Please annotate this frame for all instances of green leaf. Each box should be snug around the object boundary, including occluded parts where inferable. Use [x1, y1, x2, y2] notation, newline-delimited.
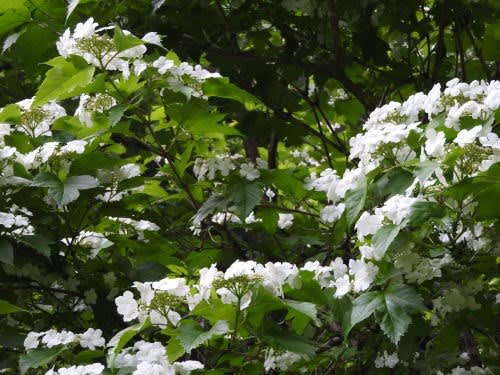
[31, 172, 61, 188]
[406, 201, 443, 227]
[21, 235, 53, 258]
[379, 303, 411, 345]
[348, 291, 383, 335]
[176, 320, 230, 353]
[0, 238, 13, 265]
[0, 299, 26, 314]
[261, 323, 315, 356]
[414, 160, 440, 182]
[32, 173, 99, 207]
[228, 180, 263, 220]
[283, 299, 319, 325]
[191, 300, 236, 326]
[19, 346, 67, 375]
[167, 337, 185, 362]
[344, 179, 367, 226]
[202, 78, 263, 109]
[113, 26, 144, 52]
[379, 283, 425, 344]
[192, 194, 228, 224]
[0, 5, 30, 38]
[174, 144, 194, 177]
[372, 224, 400, 260]
[384, 283, 425, 313]
[33, 56, 95, 106]
[108, 319, 150, 366]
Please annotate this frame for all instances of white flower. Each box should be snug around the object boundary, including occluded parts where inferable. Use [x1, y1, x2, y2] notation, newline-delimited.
[334, 275, 351, 297]
[330, 257, 347, 279]
[115, 291, 139, 322]
[24, 332, 43, 350]
[224, 260, 257, 279]
[376, 195, 419, 225]
[320, 203, 345, 223]
[265, 188, 275, 201]
[142, 32, 163, 47]
[359, 245, 376, 260]
[454, 125, 482, 147]
[152, 56, 175, 74]
[78, 328, 105, 350]
[349, 259, 378, 292]
[151, 278, 189, 297]
[239, 162, 260, 181]
[355, 212, 383, 239]
[264, 348, 302, 372]
[174, 360, 204, 375]
[277, 213, 294, 229]
[425, 128, 446, 157]
[41, 329, 77, 348]
[375, 351, 399, 369]
[59, 140, 87, 154]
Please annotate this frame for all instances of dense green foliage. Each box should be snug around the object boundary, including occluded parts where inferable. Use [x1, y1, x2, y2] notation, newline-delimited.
[0, 1, 499, 374]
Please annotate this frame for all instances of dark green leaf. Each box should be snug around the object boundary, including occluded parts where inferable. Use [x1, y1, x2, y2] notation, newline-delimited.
[372, 224, 400, 260]
[345, 179, 367, 226]
[0, 238, 13, 265]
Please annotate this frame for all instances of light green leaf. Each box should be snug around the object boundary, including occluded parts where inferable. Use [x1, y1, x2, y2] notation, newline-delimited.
[113, 26, 144, 52]
[33, 56, 95, 106]
[0, 299, 26, 314]
[167, 337, 185, 362]
[19, 346, 66, 375]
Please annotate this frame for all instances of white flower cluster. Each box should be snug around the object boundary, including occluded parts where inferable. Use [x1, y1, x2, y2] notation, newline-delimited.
[264, 348, 303, 372]
[11, 97, 66, 138]
[46, 363, 104, 375]
[193, 154, 237, 180]
[374, 351, 399, 368]
[193, 154, 267, 181]
[75, 93, 117, 127]
[57, 18, 147, 79]
[24, 328, 105, 350]
[152, 56, 221, 98]
[302, 257, 378, 297]
[61, 231, 113, 257]
[431, 280, 482, 326]
[108, 216, 160, 240]
[96, 163, 142, 202]
[0, 206, 34, 236]
[112, 340, 203, 375]
[1, 138, 88, 178]
[395, 251, 454, 284]
[290, 149, 321, 167]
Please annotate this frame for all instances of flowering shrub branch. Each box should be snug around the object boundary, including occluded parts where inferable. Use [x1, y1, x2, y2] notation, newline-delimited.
[0, 12, 498, 375]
